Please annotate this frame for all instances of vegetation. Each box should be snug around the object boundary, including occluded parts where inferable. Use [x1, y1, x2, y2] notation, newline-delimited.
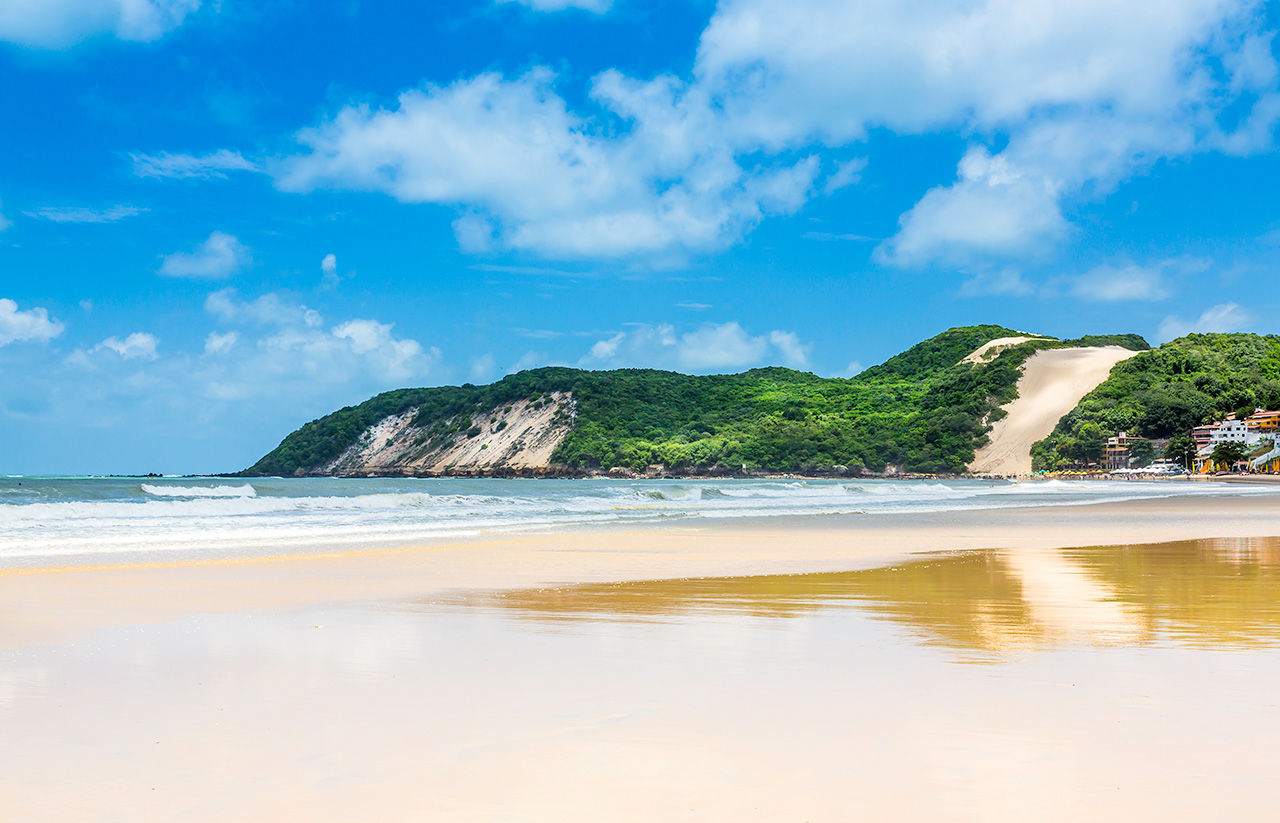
[1032, 333, 1280, 470]
[245, 325, 1150, 477]
[1127, 437, 1156, 467]
[1209, 441, 1250, 469]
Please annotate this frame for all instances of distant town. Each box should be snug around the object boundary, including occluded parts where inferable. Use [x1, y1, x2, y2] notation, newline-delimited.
[1076, 409, 1280, 476]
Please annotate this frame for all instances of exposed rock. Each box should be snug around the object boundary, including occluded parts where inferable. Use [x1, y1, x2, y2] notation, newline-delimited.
[317, 393, 576, 477]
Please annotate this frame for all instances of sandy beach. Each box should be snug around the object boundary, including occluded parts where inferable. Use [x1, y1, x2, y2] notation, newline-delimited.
[2, 493, 1279, 649]
[5, 492, 1280, 821]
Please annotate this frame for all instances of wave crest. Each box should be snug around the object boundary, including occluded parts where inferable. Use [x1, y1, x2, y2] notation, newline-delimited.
[141, 484, 257, 498]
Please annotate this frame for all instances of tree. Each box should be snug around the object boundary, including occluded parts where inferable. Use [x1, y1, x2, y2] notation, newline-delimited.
[1210, 441, 1249, 471]
[1127, 438, 1155, 467]
[1164, 436, 1197, 471]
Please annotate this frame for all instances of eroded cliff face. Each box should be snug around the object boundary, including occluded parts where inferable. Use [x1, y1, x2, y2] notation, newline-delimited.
[317, 393, 575, 476]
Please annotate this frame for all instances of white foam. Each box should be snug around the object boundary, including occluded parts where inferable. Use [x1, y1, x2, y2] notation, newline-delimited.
[1, 477, 1277, 564]
[141, 483, 258, 498]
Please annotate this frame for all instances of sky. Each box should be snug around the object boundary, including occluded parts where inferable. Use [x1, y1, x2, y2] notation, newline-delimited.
[2, 0, 1280, 474]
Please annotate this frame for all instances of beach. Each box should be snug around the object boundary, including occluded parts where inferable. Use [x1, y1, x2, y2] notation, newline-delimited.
[4, 482, 1280, 820]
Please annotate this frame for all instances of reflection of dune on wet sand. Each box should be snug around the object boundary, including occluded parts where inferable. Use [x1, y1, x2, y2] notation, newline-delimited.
[456, 537, 1280, 655]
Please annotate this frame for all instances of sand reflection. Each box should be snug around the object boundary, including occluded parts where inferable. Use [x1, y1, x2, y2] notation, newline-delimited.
[446, 536, 1280, 654]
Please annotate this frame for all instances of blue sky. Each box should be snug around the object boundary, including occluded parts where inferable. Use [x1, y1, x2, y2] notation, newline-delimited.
[2, 0, 1280, 474]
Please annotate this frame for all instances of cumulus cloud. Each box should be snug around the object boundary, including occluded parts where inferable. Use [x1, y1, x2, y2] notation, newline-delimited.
[580, 321, 811, 372]
[0, 298, 64, 346]
[320, 253, 340, 288]
[0, 0, 201, 48]
[131, 150, 258, 179]
[205, 289, 322, 327]
[95, 332, 159, 360]
[275, 69, 819, 259]
[1158, 303, 1253, 342]
[24, 205, 143, 223]
[197, 290, 441, 397]
[270, 0, 1280, 266]
[159, 231, 252, 279]
[203, 330, 238, 355]
[877, 147, 1068, 266]
[699, 0, 1280, 268]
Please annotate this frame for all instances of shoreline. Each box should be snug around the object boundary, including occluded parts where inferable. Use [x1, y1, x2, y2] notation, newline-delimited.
[4, 494, 1280, 650]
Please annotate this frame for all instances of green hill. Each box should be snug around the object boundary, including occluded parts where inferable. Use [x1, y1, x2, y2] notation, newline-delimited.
[243, 326, 1149, 477]
[1031, 333, 1280, 470]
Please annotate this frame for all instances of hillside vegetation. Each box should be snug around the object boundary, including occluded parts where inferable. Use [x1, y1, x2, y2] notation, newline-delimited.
[1031, 333, 1280, 470]
[245, 326, 1149, 477]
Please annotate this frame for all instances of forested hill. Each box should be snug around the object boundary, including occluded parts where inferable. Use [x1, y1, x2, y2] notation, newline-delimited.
[1032, 333, 1280, 470]
[242, 326, 1148, 477]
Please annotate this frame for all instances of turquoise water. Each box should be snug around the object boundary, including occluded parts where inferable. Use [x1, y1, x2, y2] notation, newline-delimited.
[2, 475, 1277, 566]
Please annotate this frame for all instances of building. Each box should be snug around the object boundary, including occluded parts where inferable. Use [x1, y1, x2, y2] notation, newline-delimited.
[1191, 422, 1220, 450]
[1104, 431, 1148, 470]
[1194, 415, 1271, 472]
[1245, 409, 1280, 433]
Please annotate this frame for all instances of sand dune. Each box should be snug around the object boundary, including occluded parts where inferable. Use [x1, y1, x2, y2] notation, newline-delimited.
[968, 346, 1139, 475]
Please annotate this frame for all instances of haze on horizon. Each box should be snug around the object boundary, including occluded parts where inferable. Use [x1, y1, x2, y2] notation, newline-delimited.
[2, 0, 1279, 474]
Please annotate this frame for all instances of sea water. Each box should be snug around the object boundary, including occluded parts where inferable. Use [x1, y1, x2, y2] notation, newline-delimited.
[3, 475, 1279, 566]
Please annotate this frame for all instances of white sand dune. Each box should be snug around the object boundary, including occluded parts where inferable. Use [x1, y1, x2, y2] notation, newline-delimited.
[968, 346, 1139, 475]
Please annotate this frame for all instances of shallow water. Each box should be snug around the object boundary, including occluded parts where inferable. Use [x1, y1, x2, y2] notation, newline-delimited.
[2, 475, 1276, 565]
[3, 537, 1279, 820]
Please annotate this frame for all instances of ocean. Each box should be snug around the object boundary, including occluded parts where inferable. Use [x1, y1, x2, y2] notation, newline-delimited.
[3, 475, 1278, 568]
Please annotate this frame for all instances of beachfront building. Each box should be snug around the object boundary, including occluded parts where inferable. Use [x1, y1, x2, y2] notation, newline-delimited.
[1191, 422, 1220, 450]
[1193, 413, 1273, 472]
[1104, 431, 1148, 470]
[1245, 409, 1280, 434]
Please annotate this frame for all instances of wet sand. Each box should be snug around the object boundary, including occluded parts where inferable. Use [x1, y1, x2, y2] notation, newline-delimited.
[3, 493, 1280, 648]
[4, 495, 1280, 820]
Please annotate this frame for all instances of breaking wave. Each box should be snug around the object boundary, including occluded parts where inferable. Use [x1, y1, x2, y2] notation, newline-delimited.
[142, 484, 258, 498]
[1, 475, 1277, 564]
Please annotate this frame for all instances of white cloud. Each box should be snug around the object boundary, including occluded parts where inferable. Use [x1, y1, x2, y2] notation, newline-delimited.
[275, 69, 818, 259]
[580, 321, 812, 372]
[1158, 303, 1253, 342]
[24, 205, 143, 223]
[131, 150, 258, 179]
[0, 198, 11, 232]
[877, 147, 1068, 266]
[260, 0, 1278, 266]
[833, 360, 863, 378]
[691, 0, 1279, 268]
[468, 353, 496, 383]
[320, 253, 340, 287]
[1069, 263, 1171, 302]
[159, 231, 252, 279]
[0, 298, 64, 346]
[203, 330, 238, 355]
[205, 289, 323, 328]
[767, 330, 812, 370]
[496, 0, 611, 12]
[95, 332, 159, 360]
[0, 0, 201, 48]
[198, 290, 440, 394]
[824, 157, 867, 194]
